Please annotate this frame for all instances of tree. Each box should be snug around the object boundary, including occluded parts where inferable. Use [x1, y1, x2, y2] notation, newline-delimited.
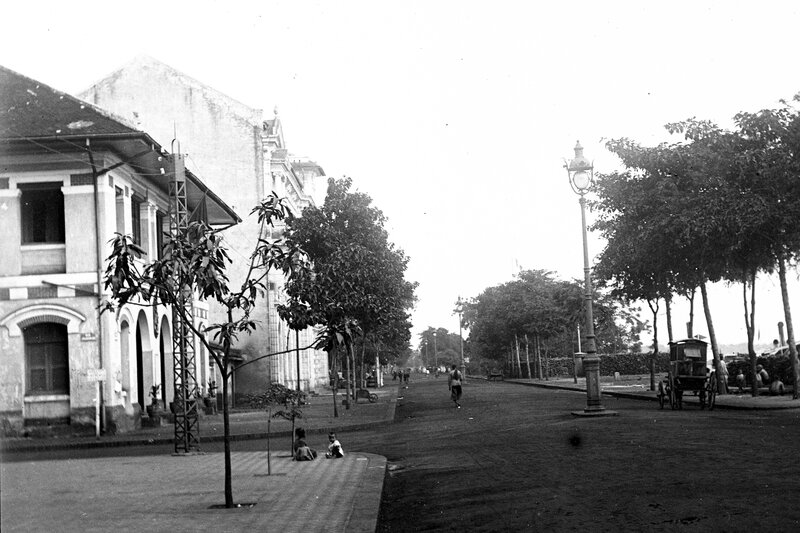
[598, 98, 800, 396]
[462, 270, 643, 377]
[733, 98, 800, 396]
[102, 192, 308, 508]
[280, 177, 416, 404]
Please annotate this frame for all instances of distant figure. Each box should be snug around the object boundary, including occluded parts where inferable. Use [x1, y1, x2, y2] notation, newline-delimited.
[403, 368, 411, 385]
[756, 365, 770, 388]
[735, 369, 746, 394]
[326, 432, 344, 458]
[717, 357, 729, 385]
[448, 364, 463, 408]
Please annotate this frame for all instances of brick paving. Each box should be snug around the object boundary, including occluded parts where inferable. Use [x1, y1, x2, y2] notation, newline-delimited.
[0, 450, 386, 532]
[0, 387, 399, 533]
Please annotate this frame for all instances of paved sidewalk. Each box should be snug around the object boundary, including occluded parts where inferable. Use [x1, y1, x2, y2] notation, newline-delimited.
[503, 376, 800, 409]
[1, 450, 387, 533]
[1, 385, 401, 533]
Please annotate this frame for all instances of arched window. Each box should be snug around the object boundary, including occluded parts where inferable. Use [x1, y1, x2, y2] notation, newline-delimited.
[24, 323, 69, 395]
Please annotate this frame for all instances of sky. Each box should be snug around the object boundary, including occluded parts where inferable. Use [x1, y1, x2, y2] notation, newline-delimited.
[2, 0, 799, 351]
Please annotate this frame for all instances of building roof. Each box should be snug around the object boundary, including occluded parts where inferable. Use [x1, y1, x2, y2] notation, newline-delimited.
[0, 66, 138, 139]
[0, 65, 240, 226]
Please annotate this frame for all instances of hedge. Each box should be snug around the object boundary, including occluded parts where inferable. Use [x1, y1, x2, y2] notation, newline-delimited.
[545, 352, 670, 378]
[545, 353, 795, 386]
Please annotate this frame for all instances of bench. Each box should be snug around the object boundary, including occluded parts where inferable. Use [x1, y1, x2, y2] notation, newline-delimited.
[488, 372, 504, 381]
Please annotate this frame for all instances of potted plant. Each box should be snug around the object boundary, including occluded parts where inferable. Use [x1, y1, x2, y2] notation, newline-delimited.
[204, 380, 217, 414]
[146, 384, 161, 418]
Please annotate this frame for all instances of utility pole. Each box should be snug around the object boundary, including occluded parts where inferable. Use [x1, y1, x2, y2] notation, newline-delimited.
[168, 140, 200, 453]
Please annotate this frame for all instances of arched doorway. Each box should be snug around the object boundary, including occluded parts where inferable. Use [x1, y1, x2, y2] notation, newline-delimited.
[135, 311, 152, 413]
[120, 321, 131, 409]
[159, 315, 171, 406]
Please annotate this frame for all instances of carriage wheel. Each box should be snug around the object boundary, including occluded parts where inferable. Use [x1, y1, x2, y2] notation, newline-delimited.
[369, 393, 378, 403]
[658, 382, 665, 409]
[699, 388, 707, 410]
[669, 385, 678, 410]
[707, 378, 718, 411]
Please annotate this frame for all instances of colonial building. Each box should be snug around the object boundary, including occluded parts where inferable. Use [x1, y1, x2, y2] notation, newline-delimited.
[0, 66, 239, 434]
[79, 56, 329, 398]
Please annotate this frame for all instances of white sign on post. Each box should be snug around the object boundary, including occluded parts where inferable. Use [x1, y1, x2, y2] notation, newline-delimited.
[86, 369, 105, 438]
[86, 368, 105, 381]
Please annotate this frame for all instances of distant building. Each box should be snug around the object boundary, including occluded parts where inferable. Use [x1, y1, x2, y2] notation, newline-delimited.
[80, 56, 330, 398]
[0, 66, 239, 433]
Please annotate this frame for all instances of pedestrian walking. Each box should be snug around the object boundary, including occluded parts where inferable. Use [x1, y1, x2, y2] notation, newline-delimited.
[448, 364, 463, 408]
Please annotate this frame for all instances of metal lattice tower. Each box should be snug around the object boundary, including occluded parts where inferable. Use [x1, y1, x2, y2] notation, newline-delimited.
[168, 147, 200, 453]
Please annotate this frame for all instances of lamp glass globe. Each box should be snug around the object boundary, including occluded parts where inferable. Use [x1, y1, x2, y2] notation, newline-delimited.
[573, 170, 590, 190]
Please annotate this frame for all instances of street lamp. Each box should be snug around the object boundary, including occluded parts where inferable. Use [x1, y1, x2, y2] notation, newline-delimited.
[433, 331, 438, 371]
[455, 297, 466, 382]
[565, 141, 616, 416]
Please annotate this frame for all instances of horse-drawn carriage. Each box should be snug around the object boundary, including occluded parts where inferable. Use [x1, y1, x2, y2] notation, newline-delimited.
[657, 338, 717, 410]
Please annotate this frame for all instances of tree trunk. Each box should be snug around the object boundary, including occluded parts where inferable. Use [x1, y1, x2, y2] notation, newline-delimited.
[742, 270, 757, 396]
[222, 365, 233, 507]
[778, 258, 799, 400]
[535, 333, 543, 379]
[647, 298, 659, 392]
[524, 334, 532, 380]
[290, 417, 296, 459]
[700, 281, 727, 394]
[350, 345, 357, 399]
[331, 348, 339, 418]
[514, 334, 522, 379]
[665, 293, 674, 343]
[295, 329, 301, 392]
[687, 287, 695, 338]
[344, 344, 352, 409]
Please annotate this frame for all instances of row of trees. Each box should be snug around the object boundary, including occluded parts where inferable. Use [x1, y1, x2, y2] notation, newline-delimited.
[418, 327, 463, 370]
[461, 269, 645, 377]
[592, 95, 800, 397]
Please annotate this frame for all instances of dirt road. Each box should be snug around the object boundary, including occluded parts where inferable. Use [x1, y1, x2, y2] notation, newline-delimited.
[357, 375, 800, 532]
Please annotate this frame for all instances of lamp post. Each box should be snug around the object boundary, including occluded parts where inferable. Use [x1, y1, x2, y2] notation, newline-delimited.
[565, 141, 616, 416]
[433, 331, 438, 371]
[455, 297, 466, 382]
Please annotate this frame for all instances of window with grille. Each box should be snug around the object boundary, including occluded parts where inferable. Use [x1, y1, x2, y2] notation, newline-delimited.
[24, 323, 69, 395]
[131, 196, 143, 245]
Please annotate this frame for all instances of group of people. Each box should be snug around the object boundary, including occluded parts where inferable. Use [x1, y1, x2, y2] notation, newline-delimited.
[294, 429, 345, 461]
[732, 364, 783, 395]
[391, 367, 411, 384]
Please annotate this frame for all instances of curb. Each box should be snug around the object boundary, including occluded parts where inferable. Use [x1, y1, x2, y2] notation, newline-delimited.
[345, 452, 387, 533]
[499, 378, 800, 410]
[1, 385, 403, 454]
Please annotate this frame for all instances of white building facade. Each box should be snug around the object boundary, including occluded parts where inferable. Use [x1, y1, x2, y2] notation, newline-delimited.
[80, 56, 330, 399]
[0, 65, 239, 433]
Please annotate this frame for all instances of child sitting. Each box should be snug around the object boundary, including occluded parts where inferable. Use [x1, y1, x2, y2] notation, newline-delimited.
[294, 427, 317, 461]
[325, 432, 344, 458]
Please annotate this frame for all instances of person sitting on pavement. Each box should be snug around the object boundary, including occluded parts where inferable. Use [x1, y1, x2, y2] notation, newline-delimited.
[325, 432, 344, 458]
[769, 378, 785, 396]
[756, 365, 770, 388]
[735, 369, 746, 394]
[294, 427, 317, 461]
